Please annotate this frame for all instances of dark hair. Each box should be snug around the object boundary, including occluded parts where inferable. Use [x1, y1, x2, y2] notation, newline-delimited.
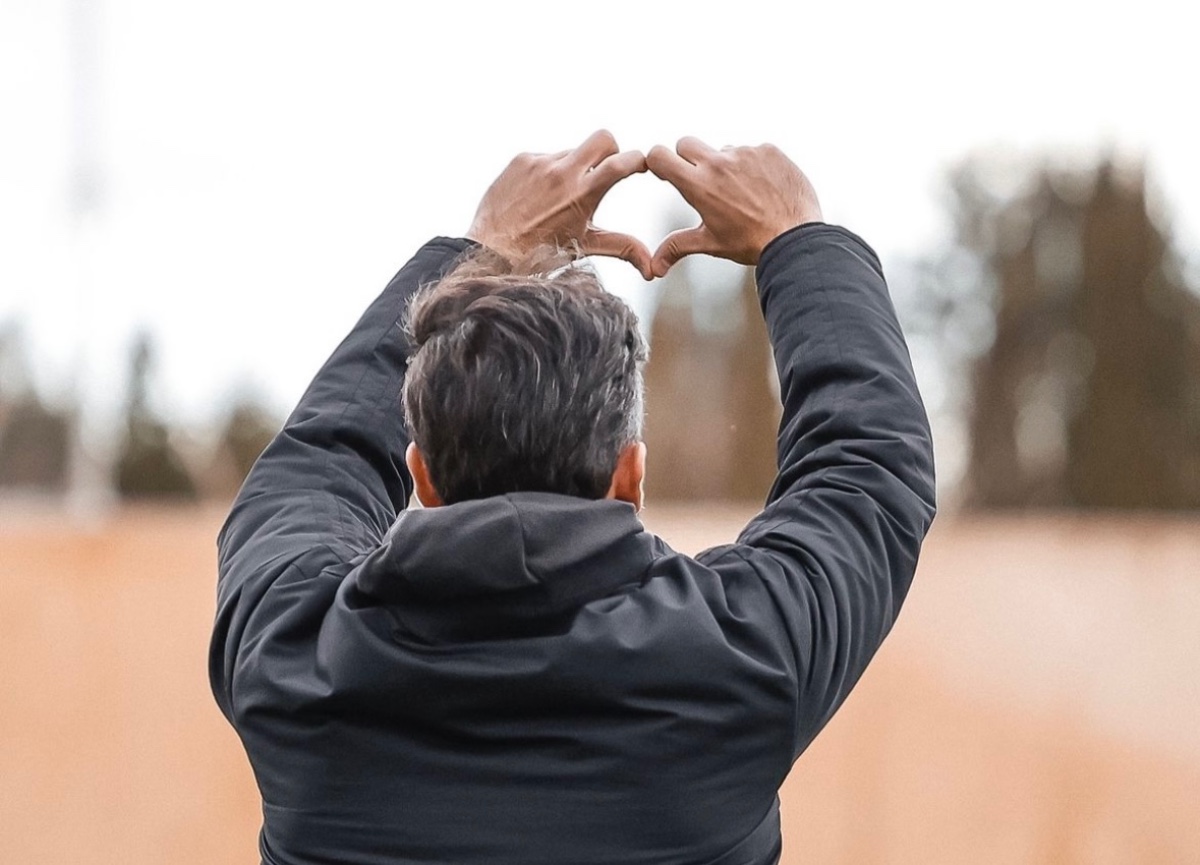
[403, 247, 647, 505]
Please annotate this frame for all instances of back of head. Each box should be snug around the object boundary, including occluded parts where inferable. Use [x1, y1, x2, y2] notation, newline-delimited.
[403, 248, 647, 505]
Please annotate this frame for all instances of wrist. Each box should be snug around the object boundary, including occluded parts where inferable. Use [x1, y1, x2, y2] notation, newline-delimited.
[754, 222, 833, 277]
[464, 228, 520, 262]
[752, 205, 824, 263]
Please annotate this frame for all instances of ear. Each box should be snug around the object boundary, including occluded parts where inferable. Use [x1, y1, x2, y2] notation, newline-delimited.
[606, 442, 646, 512]
[405, 442, 444, 508]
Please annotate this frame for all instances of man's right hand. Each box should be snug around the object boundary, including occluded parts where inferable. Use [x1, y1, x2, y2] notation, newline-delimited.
[646, 139, 823, 277]
[466, 130, 653, 280]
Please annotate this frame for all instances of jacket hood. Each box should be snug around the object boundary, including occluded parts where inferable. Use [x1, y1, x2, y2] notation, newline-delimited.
[353, 492, 659, 643]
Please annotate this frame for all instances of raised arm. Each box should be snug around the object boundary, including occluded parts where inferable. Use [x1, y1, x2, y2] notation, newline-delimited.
[210, 237, 472, 715]
[215, 237, 471, 571]
[648, 140, 936, 758]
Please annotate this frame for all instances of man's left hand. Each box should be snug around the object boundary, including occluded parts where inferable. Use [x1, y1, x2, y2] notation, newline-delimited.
[466, 130, 653, 280]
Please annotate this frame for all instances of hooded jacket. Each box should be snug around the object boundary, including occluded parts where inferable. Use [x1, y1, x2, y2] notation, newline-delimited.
[210, 224, 936, 865]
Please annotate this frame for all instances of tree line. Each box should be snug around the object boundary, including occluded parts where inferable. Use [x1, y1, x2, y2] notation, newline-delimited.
[3, 150, 1198, 509]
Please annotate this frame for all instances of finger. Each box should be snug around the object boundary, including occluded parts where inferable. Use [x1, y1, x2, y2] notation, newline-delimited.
[676, 136, 718, 165]
[586, 150, 647, 197]
[584, 227, 654, 281]
[569, 129, 620, 169]
[651, 225, 714, 277]
[646, 144, 698, 193]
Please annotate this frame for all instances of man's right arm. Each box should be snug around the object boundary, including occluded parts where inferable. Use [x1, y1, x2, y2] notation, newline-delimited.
[730, 221, 935, 758]
[647, 141, 936, 760]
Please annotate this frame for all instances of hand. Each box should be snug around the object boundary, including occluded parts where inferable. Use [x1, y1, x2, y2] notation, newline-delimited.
[646, 138, 822, 277]
[466, 130, 654, 280]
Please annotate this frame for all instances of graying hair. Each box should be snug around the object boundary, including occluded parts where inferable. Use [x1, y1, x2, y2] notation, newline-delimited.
[403, 246, 646, 504]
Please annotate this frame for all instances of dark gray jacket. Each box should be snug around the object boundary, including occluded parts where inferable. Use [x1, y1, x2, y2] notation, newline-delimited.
[210, 224, 936, 865]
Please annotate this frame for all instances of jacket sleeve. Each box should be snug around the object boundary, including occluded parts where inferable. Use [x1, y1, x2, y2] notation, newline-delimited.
[209, 236, 474, 720]
[703, 223, 936, 760]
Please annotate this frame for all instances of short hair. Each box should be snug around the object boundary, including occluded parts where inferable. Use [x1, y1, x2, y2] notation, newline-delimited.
[402, 247, 647, 505]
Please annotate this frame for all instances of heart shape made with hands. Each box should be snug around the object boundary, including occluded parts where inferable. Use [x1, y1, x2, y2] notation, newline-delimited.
[466, 131, 822, 282]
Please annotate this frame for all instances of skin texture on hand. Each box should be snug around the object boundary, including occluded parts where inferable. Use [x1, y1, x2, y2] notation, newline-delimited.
[646, 138, 823, 277]
[466, 130, 654, 280]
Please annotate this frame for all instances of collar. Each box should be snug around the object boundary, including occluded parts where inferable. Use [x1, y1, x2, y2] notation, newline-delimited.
[352, 492, 658, 643]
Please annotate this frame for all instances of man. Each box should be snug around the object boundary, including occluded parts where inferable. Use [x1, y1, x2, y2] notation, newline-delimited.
[210, 131, 936, 865]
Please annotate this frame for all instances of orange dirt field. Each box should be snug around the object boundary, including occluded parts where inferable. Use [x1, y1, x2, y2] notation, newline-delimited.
[1, 503, 1197, 864]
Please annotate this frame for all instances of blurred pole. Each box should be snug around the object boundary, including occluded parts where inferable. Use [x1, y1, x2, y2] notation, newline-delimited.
[66, 0, 115, 518]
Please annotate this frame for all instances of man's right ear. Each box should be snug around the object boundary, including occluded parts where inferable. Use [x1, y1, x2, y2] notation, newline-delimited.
[405, 442, 444, 508]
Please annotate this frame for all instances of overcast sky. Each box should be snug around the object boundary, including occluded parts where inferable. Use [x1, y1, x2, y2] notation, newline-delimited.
[2, 0, 1197, 436]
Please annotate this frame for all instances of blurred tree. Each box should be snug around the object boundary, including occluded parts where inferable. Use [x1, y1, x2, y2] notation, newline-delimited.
[202, 396, 281, 500]
[0, 401, 74, 492]
[112, 333, 197, 500]
[218, 401, 279, 483]
[0, 322, 73, 491]
[643, 258, 780, 503]
[913, 153, 1200, 509]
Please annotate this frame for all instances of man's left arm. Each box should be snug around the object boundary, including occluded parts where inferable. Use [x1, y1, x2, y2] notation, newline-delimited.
[209, 237, 472, 719]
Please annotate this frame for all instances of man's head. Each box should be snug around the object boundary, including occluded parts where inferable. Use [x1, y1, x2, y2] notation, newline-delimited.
[402, 248, 648, 509]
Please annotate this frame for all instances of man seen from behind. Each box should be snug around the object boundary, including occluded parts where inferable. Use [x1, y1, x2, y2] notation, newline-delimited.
[210, 131, 937, 865]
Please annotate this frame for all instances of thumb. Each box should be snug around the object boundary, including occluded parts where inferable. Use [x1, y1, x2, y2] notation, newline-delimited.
[651, 225, 714, 277]
[583, 227, 654, 281]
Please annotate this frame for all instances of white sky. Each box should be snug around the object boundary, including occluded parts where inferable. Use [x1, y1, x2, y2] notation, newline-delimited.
[2, 0, 1198, 434]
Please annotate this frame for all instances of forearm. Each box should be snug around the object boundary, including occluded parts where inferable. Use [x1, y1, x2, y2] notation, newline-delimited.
[756, 223, 935, 518]
[217, 236, 474, 582]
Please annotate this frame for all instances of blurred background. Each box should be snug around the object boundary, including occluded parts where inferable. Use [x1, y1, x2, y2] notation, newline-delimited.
[2, 1, 1197, 862]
